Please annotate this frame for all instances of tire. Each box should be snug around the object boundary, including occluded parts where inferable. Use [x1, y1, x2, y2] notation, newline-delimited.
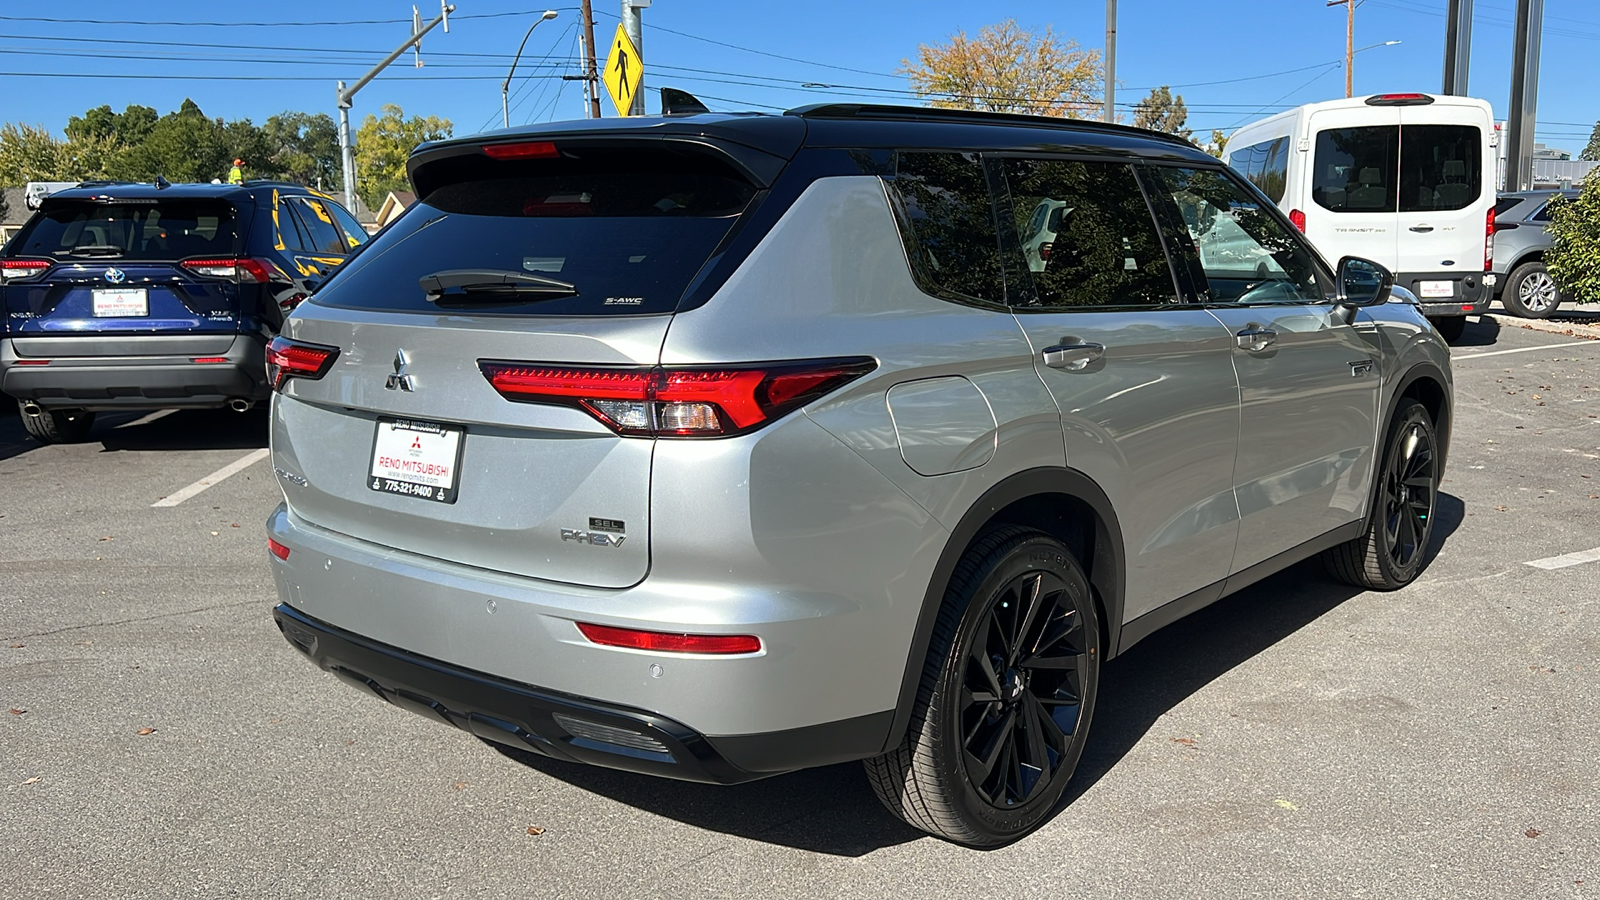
[1322, 401, 1439, 591]
[18, 402, 96, 444]
[1501, 261, 1565, 318]
[864, 527, 1101, 847]
[1429, 315, 1466, 343]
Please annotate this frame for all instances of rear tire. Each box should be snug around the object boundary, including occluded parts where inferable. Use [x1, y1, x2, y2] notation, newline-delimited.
[864, 527, 1100, 847]
[1502, 261, 1564, 318]
[1430, 316, 1466, 343]
[1322, 401, 1439, 591]
[18, 402, 96, 444]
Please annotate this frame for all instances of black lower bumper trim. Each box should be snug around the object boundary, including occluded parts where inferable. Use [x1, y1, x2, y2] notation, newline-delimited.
[272, 604, 889, 784]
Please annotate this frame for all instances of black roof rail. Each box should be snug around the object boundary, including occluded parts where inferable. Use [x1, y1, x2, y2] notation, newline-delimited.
[784, 103, 1199, 150]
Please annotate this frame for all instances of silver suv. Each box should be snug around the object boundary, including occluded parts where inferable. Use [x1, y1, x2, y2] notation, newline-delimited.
[1491, 190, 1579, 318]
[266, 103, 1453, 847]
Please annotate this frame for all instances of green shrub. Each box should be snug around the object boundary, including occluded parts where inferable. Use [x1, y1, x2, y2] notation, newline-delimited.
[1544, 175, 1600, 301]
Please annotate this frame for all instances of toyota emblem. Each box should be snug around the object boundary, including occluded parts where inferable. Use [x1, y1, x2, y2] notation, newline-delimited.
[104, 267, 127, 284]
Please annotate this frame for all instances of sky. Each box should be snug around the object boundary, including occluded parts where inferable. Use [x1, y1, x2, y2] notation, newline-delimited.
[3, 0, 1596, 157]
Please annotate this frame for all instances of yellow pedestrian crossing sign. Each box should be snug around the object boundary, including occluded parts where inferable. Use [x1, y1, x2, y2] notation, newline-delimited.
[602, 24, 642, 117]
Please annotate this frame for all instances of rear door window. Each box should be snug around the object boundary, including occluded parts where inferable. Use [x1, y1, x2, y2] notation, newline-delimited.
[311, 146, 757, 317]
[1400, 125, 1480, 212]
[288, 197, 348, 255]
[322, 201, 370, 251]
[13, 201, 239, 260]
[885, 151, 1005, 307]
[1312, 126, 1399, 213]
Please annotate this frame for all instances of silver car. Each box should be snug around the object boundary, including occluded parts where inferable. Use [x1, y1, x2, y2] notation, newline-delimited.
[266, 102, 1453, 847]
[1491, 190, 1579, 318]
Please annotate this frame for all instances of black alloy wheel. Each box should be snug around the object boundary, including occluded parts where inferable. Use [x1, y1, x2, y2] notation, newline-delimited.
[1324, 401, 1440, 590]
[864, 528, 1100, 847]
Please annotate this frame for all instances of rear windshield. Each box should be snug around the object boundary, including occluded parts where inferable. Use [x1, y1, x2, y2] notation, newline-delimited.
[1313, 124, 1482, 214]
[12, 201, 239, 260]
[311, 147, 757, 317]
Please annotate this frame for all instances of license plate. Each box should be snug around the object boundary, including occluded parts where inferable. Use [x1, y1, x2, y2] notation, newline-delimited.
[1417, 280, 1454, 299]
[368, 418, 464, 503]
[92, 288, 148, 317]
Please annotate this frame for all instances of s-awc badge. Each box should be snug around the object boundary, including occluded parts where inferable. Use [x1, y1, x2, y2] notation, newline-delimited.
[368, 417, 466, 503]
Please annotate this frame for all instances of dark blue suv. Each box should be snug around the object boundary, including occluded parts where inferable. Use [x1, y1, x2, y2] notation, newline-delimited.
[0, 181, 368, 442]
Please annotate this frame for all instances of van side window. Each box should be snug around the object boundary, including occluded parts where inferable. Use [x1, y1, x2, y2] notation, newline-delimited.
[999, 158, 1177, 308]
[1400, 125, 1480, 212]
[888, 151, 1005, 306]
[1231, 137, 1290, 204]
[1312, 126, 1399, 213]
[1148, 166, 1325, 305]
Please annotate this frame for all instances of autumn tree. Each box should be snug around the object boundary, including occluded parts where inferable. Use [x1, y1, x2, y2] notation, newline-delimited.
[1132, 86, 1191, 141]
[354, 104, 451, 210]
[902, 19, 1103, 118]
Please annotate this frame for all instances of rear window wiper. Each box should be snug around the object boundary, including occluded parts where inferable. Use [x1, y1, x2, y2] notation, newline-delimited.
[419, 268, 578, 301]
[67, 245, 126, 258]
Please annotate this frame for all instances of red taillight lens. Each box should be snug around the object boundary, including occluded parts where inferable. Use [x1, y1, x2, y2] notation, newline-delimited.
[482, 141, 560, 160]
[0, 258, 52, 282]
[191, 357, 229, 364]
[266, 336, 339, 391]
[1485, 207, 1495, 272]
[14, 359, 50, 366]
[1039, 242, 1054, 260]
[1289, 209, 1307, 233]
[267, 538, 291, 560]
[576, 622, 762, 655]
[479, 358, 876, 438]
[181, 258, 273, 283]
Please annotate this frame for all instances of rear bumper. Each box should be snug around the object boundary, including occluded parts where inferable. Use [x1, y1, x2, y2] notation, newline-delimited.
[1401, 270, 1490, 318]
[0, 334, 267, 409]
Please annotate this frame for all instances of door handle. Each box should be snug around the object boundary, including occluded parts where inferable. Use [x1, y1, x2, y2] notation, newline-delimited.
[1409, 224, 1435, 233]
[1235, 327, 1277, 352]
[1042, 342, 1105, 371]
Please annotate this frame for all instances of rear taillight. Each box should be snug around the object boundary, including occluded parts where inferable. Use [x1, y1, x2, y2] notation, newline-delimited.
[181, 258, 273, 283]
[266, 336, 339, 391]
[479, 358, 876, 438]
[1039, 242, 1054, 260]
[1485, 207, 1495, 272]
[576, 623, 762, 655]
[1289, 209, 1307, 233]
[1, 258, 52, 282]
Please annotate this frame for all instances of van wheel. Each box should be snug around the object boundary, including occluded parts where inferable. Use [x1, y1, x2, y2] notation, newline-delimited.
[1323, 401, 1438, 591]
[1429, 316, 1466, 342]
[1502, 262, 1564, 318]
[864, 527, 1100, 847]
[18, 402, 96, 444]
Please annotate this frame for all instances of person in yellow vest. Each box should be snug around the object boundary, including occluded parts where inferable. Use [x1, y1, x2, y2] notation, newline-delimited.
[227, 158, 245, 184]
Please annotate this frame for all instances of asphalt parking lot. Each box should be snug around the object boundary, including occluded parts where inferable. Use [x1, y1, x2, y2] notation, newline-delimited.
[3, 315, 1599, 899]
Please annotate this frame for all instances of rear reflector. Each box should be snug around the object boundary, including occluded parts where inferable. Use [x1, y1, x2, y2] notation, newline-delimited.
[1289, 209, 1307, 233]
[577, 622, 762, 655]
[1365, 93, 1435, 106]
[266, 336, 340, 391]
[181, 258, 273, 283]
[480, 357, 876, 438]
[268, 538, 291, 560]
[14, 359, 49, 366]
[191, 357, 229, 364]
[482, 141, 560, 160]
[0, 258, 51, 282]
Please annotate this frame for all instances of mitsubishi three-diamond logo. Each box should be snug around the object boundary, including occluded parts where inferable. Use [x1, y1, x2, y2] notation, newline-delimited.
[385, 349, 416, 392]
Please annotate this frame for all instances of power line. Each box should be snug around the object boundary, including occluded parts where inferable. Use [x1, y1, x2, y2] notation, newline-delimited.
[587, 7, 900, 80]
[0, 9, 581, 27]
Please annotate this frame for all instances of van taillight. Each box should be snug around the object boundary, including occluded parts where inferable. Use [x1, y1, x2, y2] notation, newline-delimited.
[181, 258, 273, 283]
[1289, 209, 1306, 233]
[479, 358, 877, 438]
[266, 336, 340, 391]
[0, 258, 52, 282]
[1485, 207, 1495, 272]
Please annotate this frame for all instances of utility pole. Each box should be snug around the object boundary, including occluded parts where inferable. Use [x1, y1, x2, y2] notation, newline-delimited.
[1328, 0, 1356, 98]
[1442, 0, 1474, 95]
[581, 0, 601, 118]
[1505, 0, 1544, 192]
[620, 0, 651, 116]
[1103, 0, 1116, 123]
[336, 1, 455, 213]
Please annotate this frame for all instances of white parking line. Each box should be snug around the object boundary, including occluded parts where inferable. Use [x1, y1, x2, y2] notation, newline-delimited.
[1525, 547, 1600, 571]
[151, 448, 270, 508]
[1452, 340, 1600, 361]
[116, 409, 176, 429]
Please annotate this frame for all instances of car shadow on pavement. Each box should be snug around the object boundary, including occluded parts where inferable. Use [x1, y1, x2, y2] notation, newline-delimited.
[485, 494, 1465, 856]
[96, 408, 268, 452]
[1451, 315, 1501, 347]
[1066, 490, 1467, 805]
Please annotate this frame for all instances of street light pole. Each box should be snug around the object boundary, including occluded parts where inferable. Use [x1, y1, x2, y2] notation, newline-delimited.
[503, 10, 559, 128]
[1103, 0, 1117, 123]
[336, 1, 455, 214]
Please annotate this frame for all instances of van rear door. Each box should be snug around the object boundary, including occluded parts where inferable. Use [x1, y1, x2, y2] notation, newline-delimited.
[1393, 100, 1493, 303]
[1303, 105, 1400, 270]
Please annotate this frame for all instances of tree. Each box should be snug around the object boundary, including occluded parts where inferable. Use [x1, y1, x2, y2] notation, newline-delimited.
[902, 19, 1103, 118]
[65, 104, 157, 148]
[115, 99, 231, 182]
[1582, 119, 1600, 162]
[0, 123, 72, 183]
[263, 112, 340, 190]
[1544, 175, 1600, 301]
[354, 104, 451, 210]
[1132, 86, 1191, 141]
[1208, 129, 1230, 159]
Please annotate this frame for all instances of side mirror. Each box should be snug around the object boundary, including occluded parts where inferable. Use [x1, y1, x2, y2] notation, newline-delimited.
[1336, 256, 1393, 307]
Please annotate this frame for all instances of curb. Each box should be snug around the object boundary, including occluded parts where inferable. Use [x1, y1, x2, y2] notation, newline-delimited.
[1482, 310, 1600, 342]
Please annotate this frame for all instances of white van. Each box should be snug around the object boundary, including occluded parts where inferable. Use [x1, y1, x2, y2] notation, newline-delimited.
[1226, 93, 1496, 341]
